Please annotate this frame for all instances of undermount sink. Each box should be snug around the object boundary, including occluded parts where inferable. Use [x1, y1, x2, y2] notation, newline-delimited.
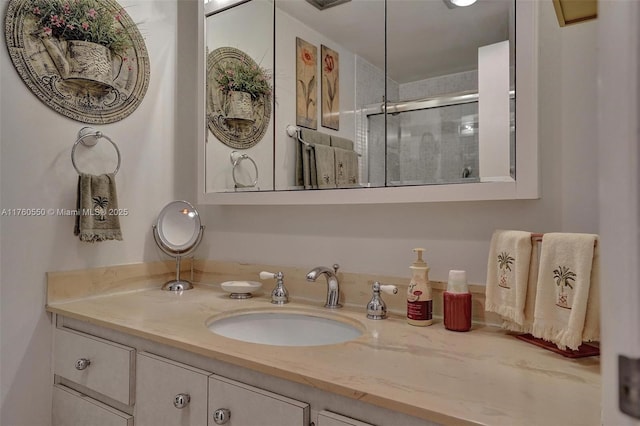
[207, 310, 364, 346]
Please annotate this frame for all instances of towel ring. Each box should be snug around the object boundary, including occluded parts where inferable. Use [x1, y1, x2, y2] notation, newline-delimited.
[71, 127, 121, 175]
[230, 151, 258, 189]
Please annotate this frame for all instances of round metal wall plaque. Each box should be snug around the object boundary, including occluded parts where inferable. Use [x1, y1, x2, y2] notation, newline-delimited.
[4, 0, 150, 124]
[207, 47, 272, 150]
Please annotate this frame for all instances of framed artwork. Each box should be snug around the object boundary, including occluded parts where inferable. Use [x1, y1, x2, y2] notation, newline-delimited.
[4, 0, 149, 124]
[321, 45, 339, 130]
[295, 37, 317, 129]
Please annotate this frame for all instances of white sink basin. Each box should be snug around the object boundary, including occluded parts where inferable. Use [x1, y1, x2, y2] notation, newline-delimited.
[207, 311, 363, 346]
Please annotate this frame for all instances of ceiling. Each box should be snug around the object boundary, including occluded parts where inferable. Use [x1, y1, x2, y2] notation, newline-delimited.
[276, 0, 512, 84]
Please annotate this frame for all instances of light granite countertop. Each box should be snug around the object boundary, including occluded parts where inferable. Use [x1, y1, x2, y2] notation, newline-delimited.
[46, 281, 601, 426]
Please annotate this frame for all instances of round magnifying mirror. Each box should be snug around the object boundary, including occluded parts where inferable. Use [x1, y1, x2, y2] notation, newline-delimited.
[153, 201, 204, 291]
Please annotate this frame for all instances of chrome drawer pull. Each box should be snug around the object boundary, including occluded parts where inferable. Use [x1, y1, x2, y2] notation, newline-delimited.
[75, 358, 91, 370]
[173, 393, 191, 409]
[213, 408, 231, 424]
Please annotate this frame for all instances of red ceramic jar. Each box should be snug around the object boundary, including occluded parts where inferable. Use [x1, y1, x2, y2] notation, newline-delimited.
[443, 291, 472, 332]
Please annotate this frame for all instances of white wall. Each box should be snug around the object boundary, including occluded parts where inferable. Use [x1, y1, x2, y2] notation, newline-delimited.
[0, 0, 600, 424]
[200, 1, 598, 285]
[0, 0, 197, 424]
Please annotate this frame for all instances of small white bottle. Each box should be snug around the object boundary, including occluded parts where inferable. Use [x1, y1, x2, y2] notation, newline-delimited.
[407, 248, 433, 326]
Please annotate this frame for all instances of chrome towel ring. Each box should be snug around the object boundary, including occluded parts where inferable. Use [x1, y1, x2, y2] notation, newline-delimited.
[71, 127, 121, 175]
[230, 151, 258, 189]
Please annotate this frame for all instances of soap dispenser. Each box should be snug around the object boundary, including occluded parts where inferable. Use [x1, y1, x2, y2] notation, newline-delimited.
[407, 248, 433, 326]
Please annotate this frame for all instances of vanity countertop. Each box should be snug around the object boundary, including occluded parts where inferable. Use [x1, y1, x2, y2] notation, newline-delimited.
[46, 281, 600, 426]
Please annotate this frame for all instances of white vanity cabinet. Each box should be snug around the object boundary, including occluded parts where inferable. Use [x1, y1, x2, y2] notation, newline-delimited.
[208, 374, 310, 426]
[135, 352, 210, 426]
[52, 327, 135, 426]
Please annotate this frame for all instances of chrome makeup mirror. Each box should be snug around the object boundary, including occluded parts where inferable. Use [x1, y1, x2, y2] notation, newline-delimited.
[152, 201, 205, 291]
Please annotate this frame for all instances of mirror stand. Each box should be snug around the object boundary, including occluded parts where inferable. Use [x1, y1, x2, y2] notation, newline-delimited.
[152, 200, 205, 292]
[153, 224, 205, 291]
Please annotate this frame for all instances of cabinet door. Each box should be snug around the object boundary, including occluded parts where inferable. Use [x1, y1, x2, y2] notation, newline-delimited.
[208, 374, 309, 426]
[317, 410, 375, 426]
[136, 352, 210, 426]
[52, 384, 133, 426]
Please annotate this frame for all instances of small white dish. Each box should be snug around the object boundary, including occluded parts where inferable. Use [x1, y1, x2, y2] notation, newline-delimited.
[220, 281, 262, 299]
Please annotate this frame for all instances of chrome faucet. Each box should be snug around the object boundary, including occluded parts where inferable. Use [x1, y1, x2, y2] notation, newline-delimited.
[306, 264, 341, 308]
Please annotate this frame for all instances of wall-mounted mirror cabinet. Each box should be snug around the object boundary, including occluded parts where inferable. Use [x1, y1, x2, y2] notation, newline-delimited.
[197, 0, 538, 204]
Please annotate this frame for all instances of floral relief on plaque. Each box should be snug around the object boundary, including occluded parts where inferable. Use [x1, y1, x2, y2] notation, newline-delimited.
[4, 0, 150, 124]
[207, 47, 272, 150]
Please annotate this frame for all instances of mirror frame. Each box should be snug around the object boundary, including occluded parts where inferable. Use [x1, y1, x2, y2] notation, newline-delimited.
[196, 0, 539, 205]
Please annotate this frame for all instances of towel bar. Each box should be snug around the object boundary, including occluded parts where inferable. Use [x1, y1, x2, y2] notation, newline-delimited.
[287, 124, 362, 157]
[531, 233, 598, 247]
[71, 127, 121, 175]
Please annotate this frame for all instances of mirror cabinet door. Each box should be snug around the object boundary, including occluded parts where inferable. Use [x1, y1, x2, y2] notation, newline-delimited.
[273, 0, 385, 191]
[204, 0, 275, 193]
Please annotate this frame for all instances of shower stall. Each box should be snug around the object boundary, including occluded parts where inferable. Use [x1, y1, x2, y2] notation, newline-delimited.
[365, 91, 515, 187]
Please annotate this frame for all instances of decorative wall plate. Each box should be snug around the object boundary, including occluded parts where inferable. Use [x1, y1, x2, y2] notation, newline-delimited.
[207, 47, 272, 150]
[4, 0, 150, 124]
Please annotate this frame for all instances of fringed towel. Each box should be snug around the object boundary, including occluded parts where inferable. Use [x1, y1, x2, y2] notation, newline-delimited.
[74, 173, 123, 242]
[485, 230, 533, 326]
[334, 147, 359, 188]
[501, 239, 539, 333]
[296, 129, 330, 188]
[313, 144, 336, 189]
[532, 233, 599, 350]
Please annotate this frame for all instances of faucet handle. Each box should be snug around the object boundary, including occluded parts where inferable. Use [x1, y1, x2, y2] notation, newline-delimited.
[378, 282, 398, 295]
[259, 271, 288, 305]
[332, 264, 340, 274]
[260, 271, 277, 280]
[367, 281, 398, 320]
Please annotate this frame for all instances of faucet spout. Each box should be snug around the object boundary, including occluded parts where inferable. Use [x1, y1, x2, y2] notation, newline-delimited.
[306, 264, 341, 309]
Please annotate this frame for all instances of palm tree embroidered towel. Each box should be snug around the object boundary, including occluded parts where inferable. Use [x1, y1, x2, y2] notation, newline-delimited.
[313, 143, 336, 189]
[334, 147, 359, 188]
[502, 238, 540, 334]
[485, 230, 533, 326]
[531, 233, 599, 350]
[74, 173, 123, 242]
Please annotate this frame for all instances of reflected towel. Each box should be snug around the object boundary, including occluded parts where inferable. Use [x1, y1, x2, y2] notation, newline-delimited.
[74, 173, 123, 242]
[330, 135, 354, 151]
[313, 144, 336, 189]
[334, 147, 359, 188]
[485, 230, 533, 326]
[297, 129, 330, 188]
[532, 233, 599, 350]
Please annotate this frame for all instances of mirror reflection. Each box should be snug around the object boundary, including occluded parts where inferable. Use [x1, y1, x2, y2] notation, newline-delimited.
[204, 0, 515, 193]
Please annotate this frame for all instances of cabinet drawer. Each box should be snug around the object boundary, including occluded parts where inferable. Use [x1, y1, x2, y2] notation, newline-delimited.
[317, 410, 375, 426]
[54, 327, 135, 405]
[136, 352, 210, 426]
[208, 374, 309, 426]
[52, 384, 133, 426]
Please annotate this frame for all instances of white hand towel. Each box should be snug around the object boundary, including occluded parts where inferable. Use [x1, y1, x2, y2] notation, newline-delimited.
[532, 233, 599, 350]
[502, 239, 539, 333]
[485, 230, 533, 326]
